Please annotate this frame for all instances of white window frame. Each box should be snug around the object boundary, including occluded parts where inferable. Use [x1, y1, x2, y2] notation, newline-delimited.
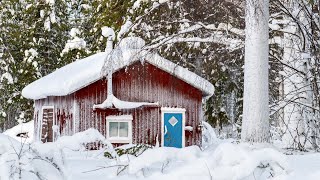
[106, 115, 133, 144]
[39, 106, 55, 142]
[161, 107, 186, 148]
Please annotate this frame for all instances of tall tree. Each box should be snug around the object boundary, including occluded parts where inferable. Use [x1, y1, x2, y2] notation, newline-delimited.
[241, 0, 270, 142]
[0, 0, 70, 130]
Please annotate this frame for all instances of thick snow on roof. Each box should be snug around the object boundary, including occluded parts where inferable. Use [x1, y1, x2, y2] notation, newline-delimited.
[22, 37, 214, 100]
[22, 52, 107, 99]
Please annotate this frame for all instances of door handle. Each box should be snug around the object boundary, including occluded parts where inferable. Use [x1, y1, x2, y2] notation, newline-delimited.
[164, 125, 168, 135]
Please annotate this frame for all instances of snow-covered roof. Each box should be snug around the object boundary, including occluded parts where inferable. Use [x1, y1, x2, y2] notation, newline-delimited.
[22, 38, 214, 100]
[22, 52, 107, 99]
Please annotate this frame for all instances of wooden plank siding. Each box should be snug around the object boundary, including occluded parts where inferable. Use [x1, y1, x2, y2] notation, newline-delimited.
[34, 62, 203, 146]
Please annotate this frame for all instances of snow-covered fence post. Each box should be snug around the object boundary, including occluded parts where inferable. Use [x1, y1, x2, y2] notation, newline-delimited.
[241, 0, 270, 142]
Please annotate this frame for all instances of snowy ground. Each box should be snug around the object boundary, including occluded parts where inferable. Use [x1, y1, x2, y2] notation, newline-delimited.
[0, 123, 319, 180]
[287, 153, 320, 180]
[63, 150, 320, 180]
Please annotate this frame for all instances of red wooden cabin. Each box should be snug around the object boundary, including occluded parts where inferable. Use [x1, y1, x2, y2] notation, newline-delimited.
[22, 38, 214, 148]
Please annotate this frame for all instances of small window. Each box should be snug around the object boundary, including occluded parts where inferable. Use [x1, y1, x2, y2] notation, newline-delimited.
[109, 122, 129, 138]
[106, 115, 132, 144]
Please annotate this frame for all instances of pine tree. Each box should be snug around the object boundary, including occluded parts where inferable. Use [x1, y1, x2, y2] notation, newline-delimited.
[0, 0, 70, 130]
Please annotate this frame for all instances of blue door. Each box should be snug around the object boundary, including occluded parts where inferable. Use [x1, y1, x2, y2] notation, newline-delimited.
[163, 113, 183, 148]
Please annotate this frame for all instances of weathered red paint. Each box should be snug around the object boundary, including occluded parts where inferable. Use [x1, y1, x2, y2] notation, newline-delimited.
[34, 62, 203, 147]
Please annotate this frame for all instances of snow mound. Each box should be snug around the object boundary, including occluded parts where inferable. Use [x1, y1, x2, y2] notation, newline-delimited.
[3, 120, 34, 143]
[0, 134, 67, 180]
[202, 121, 218, 148]
[0, 134, 21, 155]
[128, 146, 202, 174]
[208, 143, 289, 179]
[0, 128, 115, 180]
[0, 130, 291, 180]
[123, 142, 288, 179]
[54, 128, 113, 151]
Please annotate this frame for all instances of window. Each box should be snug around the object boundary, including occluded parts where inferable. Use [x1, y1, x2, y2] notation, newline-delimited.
[106, 115, 132, 143]
[109, 122, 128, 137]
[40, 106, 55, 143]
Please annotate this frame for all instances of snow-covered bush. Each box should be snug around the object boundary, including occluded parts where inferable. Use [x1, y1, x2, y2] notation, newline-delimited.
[120, 142, 288, 179]
[0, 128, 116, 180]
[0, 134, 66, 180]
[202, 121, 218, 149]
[54, 128, 113, 151]
[104, 144, 152, 159]
[206, 142, 289, 179]
[0, 134, 21, 155]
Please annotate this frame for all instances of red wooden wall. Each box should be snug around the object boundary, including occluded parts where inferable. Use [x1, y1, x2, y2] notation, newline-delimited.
[34, 62, 203, 146]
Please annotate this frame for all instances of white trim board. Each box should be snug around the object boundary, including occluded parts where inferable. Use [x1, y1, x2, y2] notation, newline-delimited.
[161, 107, 186, 148]
[161, 107, 186, 112]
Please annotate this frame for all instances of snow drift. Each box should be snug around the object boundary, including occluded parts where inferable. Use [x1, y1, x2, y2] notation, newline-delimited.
[3, 120, 34, 143]
[0, 125, 289, 180]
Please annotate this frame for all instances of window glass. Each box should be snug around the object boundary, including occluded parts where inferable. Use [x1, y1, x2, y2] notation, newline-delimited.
[109, 122, 118, 137]
[119, 122, 128, 137]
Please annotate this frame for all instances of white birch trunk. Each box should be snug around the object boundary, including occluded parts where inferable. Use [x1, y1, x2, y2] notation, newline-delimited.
[281, 0, 313, 149]
[241, 0, 270, 142]
[281, 27, 306, 148]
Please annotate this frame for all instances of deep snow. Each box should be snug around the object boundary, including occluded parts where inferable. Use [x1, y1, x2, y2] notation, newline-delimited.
[3, 120, 34, 143]
[0, 123, 319, 180]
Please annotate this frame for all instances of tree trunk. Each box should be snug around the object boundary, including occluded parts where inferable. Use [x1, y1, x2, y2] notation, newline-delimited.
[241, 0, 270, 142]
[281, 0, 314, 150]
